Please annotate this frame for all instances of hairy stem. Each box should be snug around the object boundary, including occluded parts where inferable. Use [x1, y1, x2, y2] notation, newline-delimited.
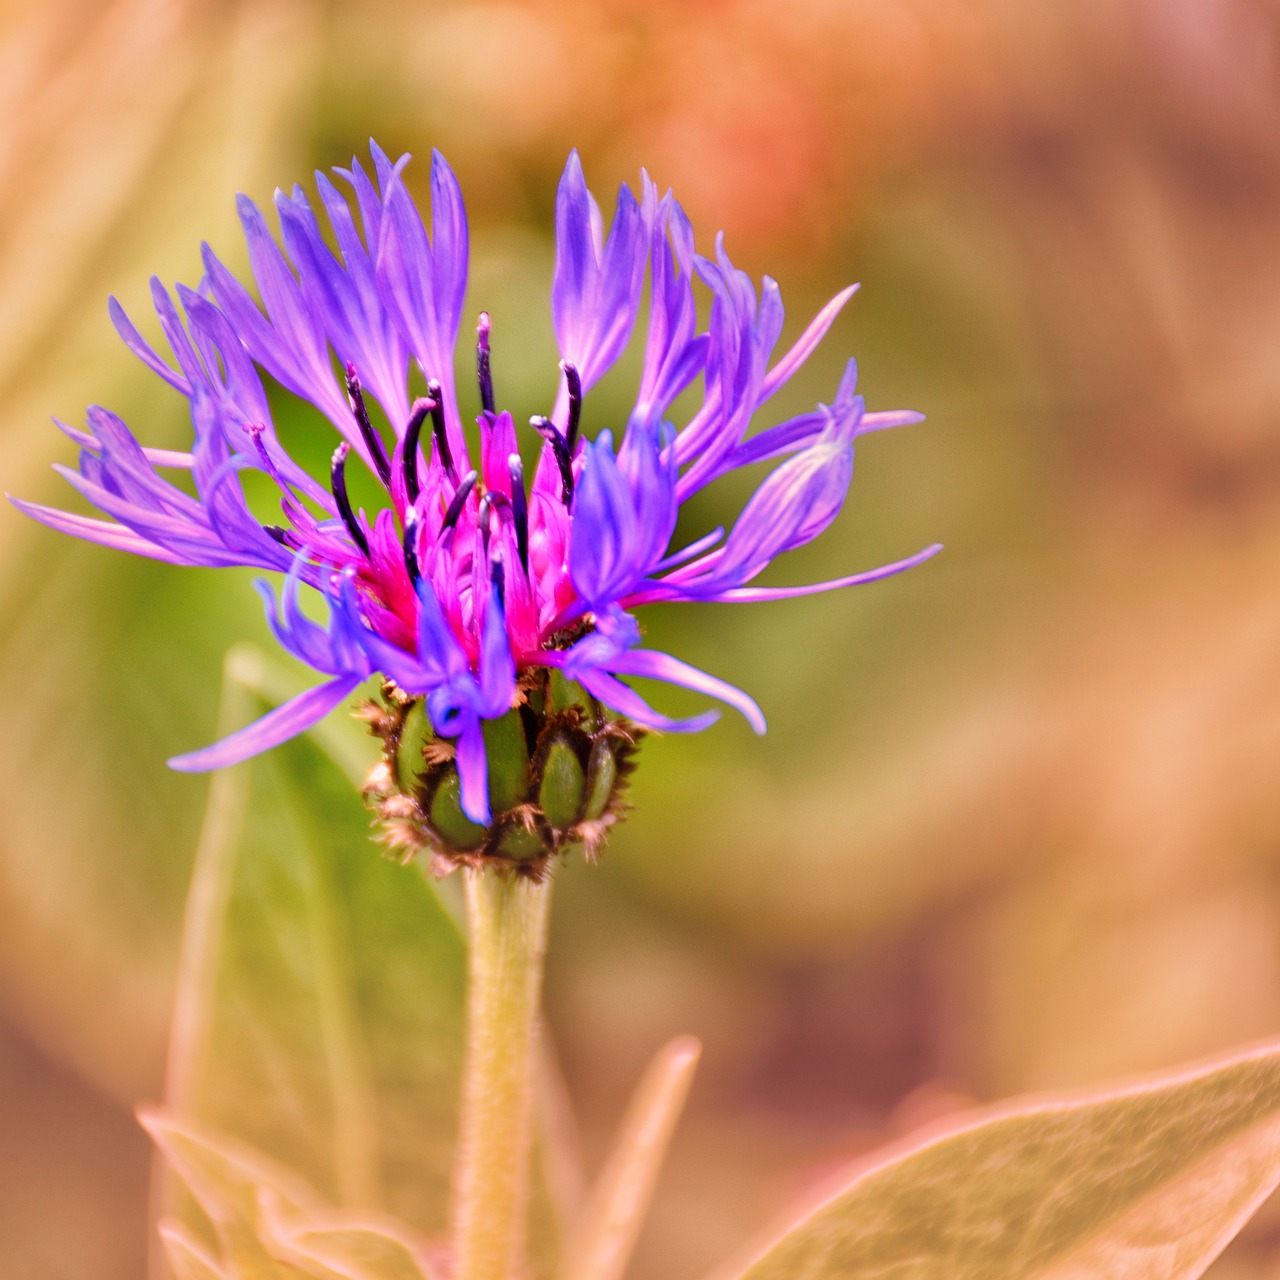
[451, 869, 554, 1280]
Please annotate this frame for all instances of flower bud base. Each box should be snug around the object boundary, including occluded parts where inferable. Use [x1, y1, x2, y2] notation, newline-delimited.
[360, 674, 642, 879]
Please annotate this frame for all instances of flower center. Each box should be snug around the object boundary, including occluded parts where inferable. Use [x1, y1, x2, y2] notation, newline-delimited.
[277, 318, 586, 666]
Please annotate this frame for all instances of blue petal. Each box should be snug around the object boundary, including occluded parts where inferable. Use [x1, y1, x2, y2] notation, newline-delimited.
[430, 149, 469, 350]
[6, 496, 185, 563]
[236, 195, 323, 364]
[569, 432, 636, 606]
[478, 586, 516, 717]
[574, 665, 720, 734]
[552, 150, 595, 355]
[255, 565, 347, 675]
[708, 544, 944, 602]
[709, 424, 855, 587]
[758, 284, 859, 405]
[168, 674, 365, 771]
[415, 576, 470, 684]
[374, 151, 469, 459]
[606, 648, 766, 734]
[108, 297, 189, 393]
[552, 153, 650, 390]
[455, 715, 491, 824]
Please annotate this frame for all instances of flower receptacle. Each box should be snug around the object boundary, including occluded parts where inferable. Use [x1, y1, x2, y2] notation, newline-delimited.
[362, 673, 641, 878]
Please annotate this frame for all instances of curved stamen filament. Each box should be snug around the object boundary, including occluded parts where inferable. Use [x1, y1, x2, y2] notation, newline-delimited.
[403, 397, 435, 504]
[477, 489, 515, 563]
[507, 453, 529, 573]
[477, 313, 495, 415]
[425, 378, 458, 484]
[330, 442, 371, 557]
[490, 546, 506, 609]
[344, 364, 392, 488]
[264, 523, 302, 550]
[531, 416, 574, 505]
[403, 503, 423, 587]
[441, 469, 480, 534]
[560, 360, 582, 454]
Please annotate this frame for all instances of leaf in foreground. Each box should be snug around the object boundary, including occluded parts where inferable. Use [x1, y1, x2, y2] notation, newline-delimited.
[161, 649, 467, 1238]
[145, 1112, 443, 1280]
[717, 1039, 1280, 1280]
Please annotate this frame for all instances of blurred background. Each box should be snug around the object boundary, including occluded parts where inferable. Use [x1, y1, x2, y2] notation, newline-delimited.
[4, 0, 1280, 1275]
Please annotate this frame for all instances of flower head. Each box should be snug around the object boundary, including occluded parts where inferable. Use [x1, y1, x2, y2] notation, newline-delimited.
[13, 142, 938, 862]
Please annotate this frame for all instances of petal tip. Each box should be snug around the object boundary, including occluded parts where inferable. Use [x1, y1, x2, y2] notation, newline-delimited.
[166, 750, 210, 773]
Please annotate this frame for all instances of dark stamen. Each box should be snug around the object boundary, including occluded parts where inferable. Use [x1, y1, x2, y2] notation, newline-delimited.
[402, 397, 434, 504]
[330, 442, 370, 557]
[477, 313, 495, 415]
[477, 490, 512, 561]
[508, 453, 529, 573]
[441, 469, 479, 533]
[264, 524, 301, 550]
[345, 364, 392, 488]
[403, 505, 422, 587]
[425, 378, 458, 483]
[477, 490, 497, 545]
[531, 416, 575, 505]
[560, 360, 582, 454]
[490, 548, 506, 611]
[422, 378, 458, 483]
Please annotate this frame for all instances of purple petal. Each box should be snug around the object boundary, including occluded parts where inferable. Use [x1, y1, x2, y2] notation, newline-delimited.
[606, 649, 766, 734]
[569, 432, 637, 605]
[430, 149, 469, 348]
[720, 410, 826, 473]
[7, 496, 186, 562]
[617, 419, 677, 572]
[255, 570, 345, 674]
[108, 297, 189, 393]
[338, 156, 384, 250]
[710, 543, 944, 601]
[148, 278, 206, 391]
[756, 284, 858, 404]
[478, 587, 516, 716]
[654, 526, 723, 572]
[575, 665, 720, 734]
[582, 182, 644, 383]
[177, 285, 272, 425]
[375, 155, 468, 460]
[552, 151, 595, 352]
[168, 673, 365, 771]
[859, 409, 927, 434]
[415, 577, 470, 684]
[455, 715, 490, 824]
[712, 390, 862, 571]
[236, 194, 318, 352]
[53, 464, 230, 561]
[59, 416, 195, 470]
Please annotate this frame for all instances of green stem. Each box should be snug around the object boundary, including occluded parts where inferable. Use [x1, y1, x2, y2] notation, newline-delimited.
[451, 868, 554, 1280]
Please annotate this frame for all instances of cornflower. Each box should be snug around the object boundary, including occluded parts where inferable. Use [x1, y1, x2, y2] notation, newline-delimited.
[13, 143, 938, 868]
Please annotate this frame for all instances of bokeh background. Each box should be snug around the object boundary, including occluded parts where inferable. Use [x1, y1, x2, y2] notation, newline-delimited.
[4, 0, 1280, 1275]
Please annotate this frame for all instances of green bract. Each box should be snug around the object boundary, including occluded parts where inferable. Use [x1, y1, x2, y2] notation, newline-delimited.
[362, 672, 641, 877]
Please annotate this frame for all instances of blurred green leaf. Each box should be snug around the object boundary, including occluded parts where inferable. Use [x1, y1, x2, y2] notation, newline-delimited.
[566, 1037, 700, 1280]
[717, 1040, 1280, 1280]
[160, 647, 467, 1238]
